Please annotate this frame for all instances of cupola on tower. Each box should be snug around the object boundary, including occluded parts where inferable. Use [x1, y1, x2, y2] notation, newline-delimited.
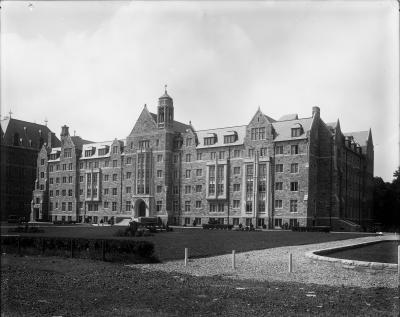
[157, 85, 174, 129]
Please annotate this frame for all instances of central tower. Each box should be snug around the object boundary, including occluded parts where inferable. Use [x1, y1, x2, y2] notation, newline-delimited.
[157, 85, 174, 129]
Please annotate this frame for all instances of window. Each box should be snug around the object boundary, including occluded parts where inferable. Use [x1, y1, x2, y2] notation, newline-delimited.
[68, 163, 73, 170]
[40, 184, 44, 190]
[62, 177, 67, 183]
[62, 164, 66, 171]
[139, 140, 150, 149]
[56, 164, 60, 171]
[89, 162, 93, 169]
[290, 182, 298, 191]
[196, 169, 202, 176]
[290, 200, 298, 212]
[104, 160, 109, 167]
[185, 170, 191, 178]
[173, 154, 179, 163]
[173, 186, 179, 194]
[113, 160, 118, 167]
[275, 182, 283, 190]
[40, 159, 45, 165]
[197, 153, 202, 160]
[50, 178, 53, 184]
[94, 161, 99, 168]
[233, 166, 240, 175]
[68, 202, 72, 211]
[224, 135, 236, 144]
[40, 172, 44, 178]
[154, 185, 161, 193]
[112, 202, 117, 211]
[112, 174, 117, 181]
[195, 185, 202, 192]
[248, 149, 254, 157]
[49, 202, 53, 211]
[208, 184, 215, 195]
[275, 164, 283, 173]
[85, 150, 92, 157]
[62, 202, 66, 211]
[157, 154, 163, 162]
[157, 170, 162, 178]
[49, 190, 53, 197]
[195, 217, 202, 225]
[126, 186, 131, 194]
[219, 151, 225, 159]
[174, 170, 178, 179]
[259, 127, 266, 140]
[126, 172, 132, 179]
[258, 181, 266, 192]
[260, 148, 268, 157]
[104, 174, 109, 181]
[184, 217, 191, 225]
[69, 176, 73, 183]
[204, 137, 216, 146]
[78, 162, 83, 169]
[233, 183, 240, 191]
[233, 200, 240, 208]
[186, 138, 192, 146]
[49, 165, 54, 172]
[104, 188, 109, 195]
[291, 145, 299, 155]
[246, 201, 252, 212]
[290, 163, 299, 173]
[98, 148, 107, 156]
[233, 149, 241, 158]
[218, 203, 224, 212]
[185, 201, 191, 212]
[259, 201, 265, 212]
[185, 154, 191, 162]
[274, 218, 282, 227]
[210, 152, 216, 160]
[251, 128, 257, 140]
[79, 188, 83, 195]
[56, 190, 59, 196]
[195, 201, 201, 208]
[275, 200, 283, 209]
[156, 201, 162, 212]
[104, 201, 109, 208]
[275, 145, 284, 155]
[113, 146, 118, 154]
[112, 188, 117, 195]
[125, 201, 131, 211]
[173, 201, 178, 211]
[155, 139, 159, 146]
[68, 189, 73, 196]
[209, 204, 217, 212]
[291, 128, 301, 137]
[79, 176, 83, 182]
[185, 185, 191, 194]
[126, 157, 132, 164]
[217, 184, 224, 195]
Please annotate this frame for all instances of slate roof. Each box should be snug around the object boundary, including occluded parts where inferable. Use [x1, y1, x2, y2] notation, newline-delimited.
[272, 117, 314, 142]
[0, 117, 60, 149]
[71, 136, 93, 149]
[278, 114, 298, 121]
[149, 112, 191, 133]
[196, 125, 247, 149]
[344, 131, 369, 147]
[80, 141, 114, 160]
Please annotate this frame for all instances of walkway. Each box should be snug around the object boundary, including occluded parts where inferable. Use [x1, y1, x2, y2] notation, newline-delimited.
[132, 235, 398, 288]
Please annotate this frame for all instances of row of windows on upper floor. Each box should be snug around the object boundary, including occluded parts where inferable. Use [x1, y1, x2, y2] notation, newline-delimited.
[42, 144, 303, 169]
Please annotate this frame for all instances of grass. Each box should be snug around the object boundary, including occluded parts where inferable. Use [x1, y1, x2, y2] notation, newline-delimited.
[324, 240, 400, 264]
[1, 254, 398, 316]
[1, 224, 374, 262]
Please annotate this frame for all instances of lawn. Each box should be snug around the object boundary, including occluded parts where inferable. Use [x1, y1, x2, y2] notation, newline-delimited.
[1, 224, 373, 262]
[324, 240, 400, 264]
[1, 255, 398, 316]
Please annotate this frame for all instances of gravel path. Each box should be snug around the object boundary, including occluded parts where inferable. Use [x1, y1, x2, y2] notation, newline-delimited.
[131, 235, 398, 289]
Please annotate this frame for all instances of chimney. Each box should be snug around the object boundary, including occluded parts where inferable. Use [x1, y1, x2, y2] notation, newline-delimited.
[60, 125, 69, 137]
[47, 132, 55, 148]
[312, 106, 320, 117]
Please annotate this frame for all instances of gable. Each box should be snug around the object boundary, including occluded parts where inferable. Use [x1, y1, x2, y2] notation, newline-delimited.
[129, 106, 158, 136]
[248, 109, 275, 126]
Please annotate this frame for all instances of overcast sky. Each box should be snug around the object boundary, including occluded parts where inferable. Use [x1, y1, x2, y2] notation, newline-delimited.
[1, 0, 398, 181]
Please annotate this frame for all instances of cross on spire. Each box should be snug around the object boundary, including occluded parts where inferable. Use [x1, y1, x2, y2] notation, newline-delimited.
[8, 109, 12, 118]
[164, 84, 167, 93]
[44, 117, 48, 126]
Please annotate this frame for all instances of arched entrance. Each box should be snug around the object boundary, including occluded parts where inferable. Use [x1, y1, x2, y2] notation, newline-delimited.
[138, 201, 146, 217]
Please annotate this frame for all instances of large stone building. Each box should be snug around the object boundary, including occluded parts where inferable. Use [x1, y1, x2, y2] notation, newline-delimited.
[31, 90, 374, 230]
[1, 116, 60, 220]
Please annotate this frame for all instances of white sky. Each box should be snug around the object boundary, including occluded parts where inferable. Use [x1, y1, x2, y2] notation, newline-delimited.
[1, 0, 398, 181]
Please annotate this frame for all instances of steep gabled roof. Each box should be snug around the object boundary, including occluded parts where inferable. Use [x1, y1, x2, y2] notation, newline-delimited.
[344, 131, 369, 147]
[0, 117, 60, 148]
[71, 136, 93, 149]
[196, 125, 247, 149]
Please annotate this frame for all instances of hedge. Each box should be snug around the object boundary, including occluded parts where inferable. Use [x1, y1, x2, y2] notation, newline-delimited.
[291, 226, 331, 233]
[0, 236, 158, 263]
[202, 224, 233, 230]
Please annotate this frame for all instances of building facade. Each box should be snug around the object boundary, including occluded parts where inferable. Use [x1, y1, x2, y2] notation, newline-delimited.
[1, 116, 60, 220]
[31, 90, 374, 230]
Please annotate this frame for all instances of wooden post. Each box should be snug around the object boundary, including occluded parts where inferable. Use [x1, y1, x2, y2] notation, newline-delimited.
[102, 240, 106, 261]
[288, 253, 293, 273]
[232, 250, 236, 269]
[184, 248, 188, 266]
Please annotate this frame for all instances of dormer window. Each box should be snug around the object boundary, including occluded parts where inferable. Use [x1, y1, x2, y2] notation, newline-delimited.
[85, 149, 93, 157]
[98, 148, 107, 156]
[112, 146, 118, 154]
[204, 136, 216, 146]
[64, 148, 72, 158]
[139, 140, 150, 149]
[291, 123, 303, 137]
[224, 131, 237, 144]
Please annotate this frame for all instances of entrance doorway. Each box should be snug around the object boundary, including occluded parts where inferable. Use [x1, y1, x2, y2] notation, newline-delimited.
[138, 201, 146, 217]
[34, 208, 39, 220]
